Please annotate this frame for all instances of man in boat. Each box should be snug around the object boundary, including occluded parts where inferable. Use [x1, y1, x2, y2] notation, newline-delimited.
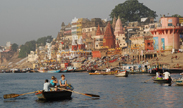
[163, 71, 171, 80]
[50, 76, 58, 91]
[59, 74, 67, 88]
[43, 79, 50, 92]
[156, 70, 163, 79]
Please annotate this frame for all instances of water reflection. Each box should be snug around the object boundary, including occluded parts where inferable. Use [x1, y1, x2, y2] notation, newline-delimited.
[35, 97, 72, 103]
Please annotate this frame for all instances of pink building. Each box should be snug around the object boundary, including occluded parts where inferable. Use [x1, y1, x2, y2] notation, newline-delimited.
[150, 17, 183, 51]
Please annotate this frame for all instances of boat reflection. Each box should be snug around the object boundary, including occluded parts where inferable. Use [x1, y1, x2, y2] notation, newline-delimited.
[35, 97, 72, 103]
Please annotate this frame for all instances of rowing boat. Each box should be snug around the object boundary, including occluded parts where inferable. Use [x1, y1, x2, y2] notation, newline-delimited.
[114, 70, 128, 77]
[35, 90, 72, 100]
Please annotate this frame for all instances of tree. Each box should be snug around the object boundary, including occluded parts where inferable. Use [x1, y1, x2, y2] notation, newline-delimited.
[37, 35, 53, 47]
[18, 36, 53, 58]
[110, 0, 158, 22]
[18, 40, 36, 58]
[172, 14, 182, 18]
[11, 43, 18, 52]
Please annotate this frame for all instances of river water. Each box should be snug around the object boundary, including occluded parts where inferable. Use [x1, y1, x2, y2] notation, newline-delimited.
[0, 72, 183, 108]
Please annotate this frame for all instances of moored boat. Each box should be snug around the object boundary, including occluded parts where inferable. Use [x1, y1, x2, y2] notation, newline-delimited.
[176, 80, 183, 86]
[60, 69, 67, 72]
[115, 70, 128, 77]
[47, 70, 60, 73]
[89, 72, 102, 75]
[175, 73, 183, 86]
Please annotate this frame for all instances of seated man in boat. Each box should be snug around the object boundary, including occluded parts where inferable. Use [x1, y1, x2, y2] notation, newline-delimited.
[156, 71, 163, 79]
[163, 71, 171, 80]
[43, 79, 50, 92]
[59, 74, 67, 89]
[50, 76, 58, 91]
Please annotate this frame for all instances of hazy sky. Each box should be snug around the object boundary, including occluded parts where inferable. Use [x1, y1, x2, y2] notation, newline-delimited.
[0, 0, 182, 46]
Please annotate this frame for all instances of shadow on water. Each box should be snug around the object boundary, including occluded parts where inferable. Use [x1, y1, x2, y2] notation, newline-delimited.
[35, 97, 73, 103]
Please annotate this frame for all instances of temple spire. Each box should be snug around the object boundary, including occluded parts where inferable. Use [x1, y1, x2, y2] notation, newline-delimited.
[114, 16, 124, 36]
[96, 24, 102, 35]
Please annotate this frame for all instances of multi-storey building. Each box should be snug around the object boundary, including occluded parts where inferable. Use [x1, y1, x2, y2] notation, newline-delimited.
[150, 16, 183, 51]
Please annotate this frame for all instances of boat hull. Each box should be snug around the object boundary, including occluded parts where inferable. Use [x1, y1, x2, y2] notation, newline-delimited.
[153, 79, 171, 83]
[60, 70, 67, 72]
[35, 90, 72, 100]
[47, 70, 60, 73]
[115, 71, 128, 77]
[176, 80, 183, 86]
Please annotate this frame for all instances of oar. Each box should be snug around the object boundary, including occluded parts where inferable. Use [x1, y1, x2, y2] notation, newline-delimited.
[143, 77, 154, 83]
[3, 91, 37, 99]
[58, 88, 100, 98]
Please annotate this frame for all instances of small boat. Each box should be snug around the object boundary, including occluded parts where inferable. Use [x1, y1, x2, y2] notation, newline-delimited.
[89, 72, 102, 75]
[115, 70, 128, 77]
[74, 69, 86, 72]
[176, 80, 183, 86]
[35, 90, 72, 100]
[35, 84, 74, 100]
[175, 73, 183, 86]
[67, 66, 76, 72]
[153, 79, 171, 83]
[47, 70, 60, 73]
[60, 69, 67, 72]
[101, 71, 118, 75]
[38, 67, 48, 73]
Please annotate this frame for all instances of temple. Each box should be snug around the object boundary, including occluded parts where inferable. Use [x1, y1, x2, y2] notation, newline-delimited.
[103, 22, 115, 49]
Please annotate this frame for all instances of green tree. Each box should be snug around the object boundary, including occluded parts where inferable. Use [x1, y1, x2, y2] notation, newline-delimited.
[18, 40, 36, 58]
[18, 36, 53, 58]
[11, 43, 18, 52]
[110, 0, 157, 22]
[37, 35, 53, 47]
[172, 14, 182, 18]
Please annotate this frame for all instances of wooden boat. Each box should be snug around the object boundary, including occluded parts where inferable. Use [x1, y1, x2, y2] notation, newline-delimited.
[74, 69, 86, 72]
[153, 78, 171, 83]
[35, 84, 74, 100]
[176, 80, 183, 86]
[89, 72, 102, 75]
[115, 70, 128, 77]
[35, 90, 72, 100]
[38, 69, 47, 73]
[67, 66, 76, 72]
[101, 71, 118, 75]
[60, 69, 67, 72]
[47, 70, 60, 73]
[175, 73, 183, 86]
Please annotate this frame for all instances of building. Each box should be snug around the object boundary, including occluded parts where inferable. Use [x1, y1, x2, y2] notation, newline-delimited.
[114, 16, 127, 48]
[150, 16, 183, 51]
[92, 24, 104, 49]
[28, 51, 38, 62]
[103, 22, 115, 49]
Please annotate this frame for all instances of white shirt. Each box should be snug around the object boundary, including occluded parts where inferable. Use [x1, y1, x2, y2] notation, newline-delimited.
[43, 82, 50, 91]
[156, 72, 159, 78]
[163, 72, 170, 79]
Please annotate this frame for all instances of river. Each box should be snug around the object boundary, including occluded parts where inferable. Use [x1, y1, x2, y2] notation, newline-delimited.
[0, 72, 183, 108]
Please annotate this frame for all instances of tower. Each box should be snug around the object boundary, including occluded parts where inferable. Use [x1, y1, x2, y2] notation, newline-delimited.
[103, 22, 115, 48]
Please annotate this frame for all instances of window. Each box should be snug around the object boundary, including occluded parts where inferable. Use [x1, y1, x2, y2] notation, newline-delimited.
[168, 23, 172, 26]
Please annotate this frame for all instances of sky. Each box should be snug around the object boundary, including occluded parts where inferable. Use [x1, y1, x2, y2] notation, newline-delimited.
[0, 0, 183, 46]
